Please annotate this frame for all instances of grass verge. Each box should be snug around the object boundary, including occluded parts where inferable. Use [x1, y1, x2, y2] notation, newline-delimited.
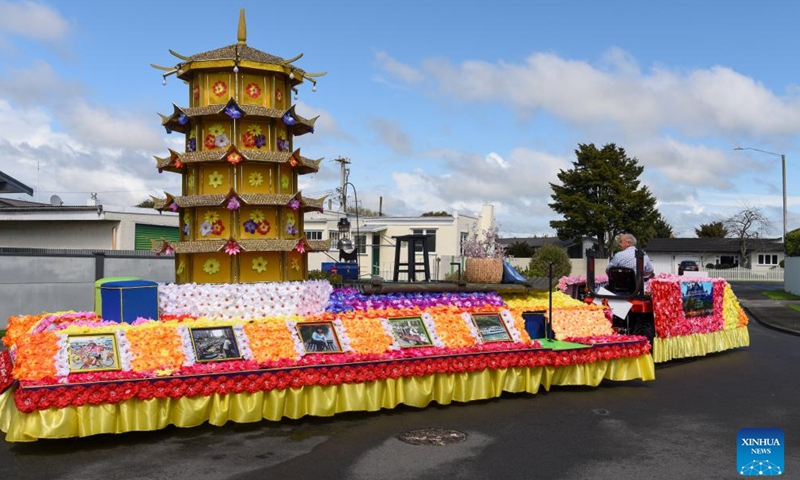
[762, 290, 800, 301]
[789, 305, 800, 314]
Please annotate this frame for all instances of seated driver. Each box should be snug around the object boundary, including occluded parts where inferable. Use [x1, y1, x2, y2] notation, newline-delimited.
[606, 233, 654, 278]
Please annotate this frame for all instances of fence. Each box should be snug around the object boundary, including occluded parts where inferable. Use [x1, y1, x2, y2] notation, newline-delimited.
[0, 248, 175, 329]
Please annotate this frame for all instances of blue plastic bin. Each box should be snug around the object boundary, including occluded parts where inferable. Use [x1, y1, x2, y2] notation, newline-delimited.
[522, 311, 553, 339]
[100, 280, 159, 323]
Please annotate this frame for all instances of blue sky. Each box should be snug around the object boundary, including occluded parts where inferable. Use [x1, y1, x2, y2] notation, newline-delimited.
[0, 0, 798, 238]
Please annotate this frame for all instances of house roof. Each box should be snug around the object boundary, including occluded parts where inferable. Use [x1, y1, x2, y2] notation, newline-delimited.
[0, 171, 33, 196]
[0, 198, 48, 207]
[645, 237, 784, 254]
[498, 236, 576, 248]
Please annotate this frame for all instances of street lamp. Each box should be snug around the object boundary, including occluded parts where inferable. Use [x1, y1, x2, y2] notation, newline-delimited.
[734, 146, 787, 242]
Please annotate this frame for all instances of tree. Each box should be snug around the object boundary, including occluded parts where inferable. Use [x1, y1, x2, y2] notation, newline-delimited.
[505, 241, 535, 258]
[695, 221, 728, 238]
[345, 205, 383, 217]
[421, 211, 450, 217]
[785, 228, 800, 257]
[528, 244, 571, 280]
[136, 198, 155, 208]
[723, 204, 772, 268]
[549, 143, 658, 257]
[643, 212, 673, 244]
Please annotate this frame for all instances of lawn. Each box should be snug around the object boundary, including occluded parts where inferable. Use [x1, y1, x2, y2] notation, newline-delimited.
[762, 290, 800, 301]
[790, 305, 800, 314]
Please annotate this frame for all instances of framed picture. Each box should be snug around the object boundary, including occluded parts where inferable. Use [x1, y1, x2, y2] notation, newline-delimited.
[470, 313, 512, 342]
[189, 326, 241, 362]
[67, 334, 121, 373]
[296, 322, 342, 353]
[388, 317, 434, 348]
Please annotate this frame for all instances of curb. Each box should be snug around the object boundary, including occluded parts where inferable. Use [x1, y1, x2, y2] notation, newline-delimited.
[741, 305, 800, 337]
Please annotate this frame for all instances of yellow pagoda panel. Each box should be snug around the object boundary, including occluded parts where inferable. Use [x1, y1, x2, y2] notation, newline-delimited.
[185, 167, 199, 195]
[282, 209, 300, 239]
[239, 252, 282, 283]
[240, 121, 271, 150]
[198, 165, 231, 195]
[276, 125, 289, 153]
[278, 164, 295, 194]
[191, 79, 201, 108]
[239, 206, 278, 239]
[240, 164, 276, 194]
[205, 72, 235, 106]
[193, 252, 233, 284]
[274, 77, 286, 111]
[180, 212, 192, 241]
[239, 74, 268, 107]
[286, 250, 306, 282]
[196, 207, 231, 239]
[201, 121, 232, 151]
[175, 254, 191, 283]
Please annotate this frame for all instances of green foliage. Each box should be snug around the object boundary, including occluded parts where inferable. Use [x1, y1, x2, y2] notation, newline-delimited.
[549, 143, 658, 256]
[136, 198, 155, 208]
[345, 205, 383, 217]
[762, 290, 800, 301]
[785, 228, 800, 257]
[528, 244, 571, 279]
[421, 211, 450, 217]
[307, 269, 343, 285]
[505, 241, 535, 258]
[641, 212, 673, 246]
[695, 221, 728, 238]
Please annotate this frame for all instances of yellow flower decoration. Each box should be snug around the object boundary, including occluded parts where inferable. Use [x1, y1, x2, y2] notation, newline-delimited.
[203, 210, 220, 223]
[248, 172, 264, 187]
[291, 258, 301, 271]
[281, 174, 290, 190]
[187, 172, 195, 190]
[208, 171, 224, 189]
[203, 258, 221, 275]
[208, 123, 225, 136]
[176, 261, 185, 275]
[250, 209, 265, 223]
[246, 124, 263, 136]
[252, 256, 268, 273]
[183, 213, 191, 224]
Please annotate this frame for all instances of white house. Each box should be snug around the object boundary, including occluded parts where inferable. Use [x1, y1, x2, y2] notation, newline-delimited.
[644, 237, 785, 274]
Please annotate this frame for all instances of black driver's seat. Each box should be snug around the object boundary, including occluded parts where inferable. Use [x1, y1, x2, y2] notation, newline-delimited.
[606, 267, 637, 295]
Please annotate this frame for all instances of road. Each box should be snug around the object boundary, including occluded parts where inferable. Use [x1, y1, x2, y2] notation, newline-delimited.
[1, 318, 797, 480]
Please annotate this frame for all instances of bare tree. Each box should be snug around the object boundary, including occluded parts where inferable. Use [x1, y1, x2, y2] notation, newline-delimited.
[723, 204, 772, 267]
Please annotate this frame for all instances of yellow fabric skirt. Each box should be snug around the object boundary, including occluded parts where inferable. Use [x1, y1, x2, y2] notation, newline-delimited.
[653, 326, 749, 363]
[0, 354, 655, 442]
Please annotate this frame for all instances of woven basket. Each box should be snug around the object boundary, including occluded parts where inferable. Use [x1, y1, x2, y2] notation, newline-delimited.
[465, 258, 503, 284]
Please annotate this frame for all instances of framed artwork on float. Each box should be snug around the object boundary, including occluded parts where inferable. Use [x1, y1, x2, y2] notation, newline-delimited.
[67, 334, 120, 373]
[470, 313, 512, 342]
[189, 326, 242, 362]
[388, 317, 434, 348]
[297, 322, 343, 353]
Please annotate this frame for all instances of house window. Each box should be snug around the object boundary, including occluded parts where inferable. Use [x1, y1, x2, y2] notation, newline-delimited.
[355, 234, 367, 254]
[412, 229, 436, 253]
[757, 254, 779, 265]
[306, 230, 323, 241]
[460, 231, 469, 256]
[328, 231, 340, 250]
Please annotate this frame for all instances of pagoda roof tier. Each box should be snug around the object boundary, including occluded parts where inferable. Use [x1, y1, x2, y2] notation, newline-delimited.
[160, 101, 317, 136]
[154, 238, 330, 254]
[153, 191, 325, 212]
[155, 148, 322, 175]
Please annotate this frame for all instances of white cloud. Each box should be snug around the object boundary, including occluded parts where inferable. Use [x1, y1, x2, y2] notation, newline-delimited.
[374, 51, 425, 84]
[0, 1, 70, 42]
[369, 118, 412, 154]
[61, 101, 164, 151]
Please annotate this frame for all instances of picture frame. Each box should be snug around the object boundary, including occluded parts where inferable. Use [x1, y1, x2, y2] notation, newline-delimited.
[470, 312, 512, 342]
[189, 326, 242, 362]
[388, 317, 434, 348]
[67, 334, 121, 373]
[296, 322, 343, 353]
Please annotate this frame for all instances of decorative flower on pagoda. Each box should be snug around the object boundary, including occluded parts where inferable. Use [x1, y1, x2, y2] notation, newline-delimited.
[226, 196, 241, 210]
[293, 239, 307, 254]
[193, 85, 200, 101]
[176, 261, 185, 275]
[204, 211, 220, 223]
[164, 244, 175, 255]
[177, 112, 189, 125]
[277, 137, 289, 151]
[215, 134, 230, 149]
[291, 257, 301, 271]
[203, 258, 221, 275]
[285, 213, 298, 236]
[243, 219, 258, 234]
[226, 152, 242, 165]
[199, 221, 213, 236]
[212, 80, 228, 98]
[224, 105, 243, 119]
[256, 221, 271, 235]
[275, 89, 282, 103]
[246, 83, 261, 99]
[223, 239, 240, 256]
[248, 172, 263, 187]
[168, 202, 179, 212]
[204, 134, 217, 149]
[187, 131, 197, 152]
[211, 221, 225, 236]
[281, 174, 290, 190]
[208, 171, 224, 189]
[252, 256, 268, 273]
[287, 198, 300, 210]
[282, 112, 296, 126]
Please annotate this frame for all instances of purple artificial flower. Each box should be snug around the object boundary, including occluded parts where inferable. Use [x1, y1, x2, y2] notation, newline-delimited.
[225, 105, 243, 119]
[226, 197, 241, 210]
[282, 112, 296, 126]
[243, 219, 258, 234]
[288, 198, 300, 210]
[187, 138, 196, 152]
[255, 135, 266, 148]
[168, 202, 179, 212]
[177, 112, 189, 125]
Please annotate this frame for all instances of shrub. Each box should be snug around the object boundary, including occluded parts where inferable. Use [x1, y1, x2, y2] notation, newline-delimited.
[706, 263, 715, 269]
[308, 269, 343, 286]
[786, 228, 800, 257]
[528, 244, 571, 279]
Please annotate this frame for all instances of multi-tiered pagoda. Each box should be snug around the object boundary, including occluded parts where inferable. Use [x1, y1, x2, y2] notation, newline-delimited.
[151, 10, 328, 284]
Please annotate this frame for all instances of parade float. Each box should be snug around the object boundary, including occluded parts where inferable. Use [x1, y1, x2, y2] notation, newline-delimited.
[0, 10, 749, 443]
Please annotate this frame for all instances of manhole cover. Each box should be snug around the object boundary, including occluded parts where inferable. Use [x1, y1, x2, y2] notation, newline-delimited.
[398, 428, 467, 446]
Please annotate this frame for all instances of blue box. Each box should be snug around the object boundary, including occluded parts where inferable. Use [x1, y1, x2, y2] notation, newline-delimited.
[100, 280, 159, 323]
[321, 262, 359, 280]
[523, 311, 554, 340]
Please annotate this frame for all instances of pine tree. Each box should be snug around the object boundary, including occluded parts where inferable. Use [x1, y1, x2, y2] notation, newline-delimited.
[549, 143, 658, 256]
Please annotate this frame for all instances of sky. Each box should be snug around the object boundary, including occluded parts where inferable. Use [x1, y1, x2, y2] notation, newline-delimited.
[0, 0, 798, 239]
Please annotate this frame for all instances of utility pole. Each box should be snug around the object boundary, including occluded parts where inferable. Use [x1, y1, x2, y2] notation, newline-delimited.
[334, 157, 350, 212]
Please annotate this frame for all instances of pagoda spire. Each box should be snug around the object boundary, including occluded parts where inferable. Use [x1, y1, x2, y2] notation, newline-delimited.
[237, 9, 247, 44]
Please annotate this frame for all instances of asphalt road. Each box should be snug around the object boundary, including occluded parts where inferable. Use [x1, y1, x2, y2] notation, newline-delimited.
[1, 318, 797, 480]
